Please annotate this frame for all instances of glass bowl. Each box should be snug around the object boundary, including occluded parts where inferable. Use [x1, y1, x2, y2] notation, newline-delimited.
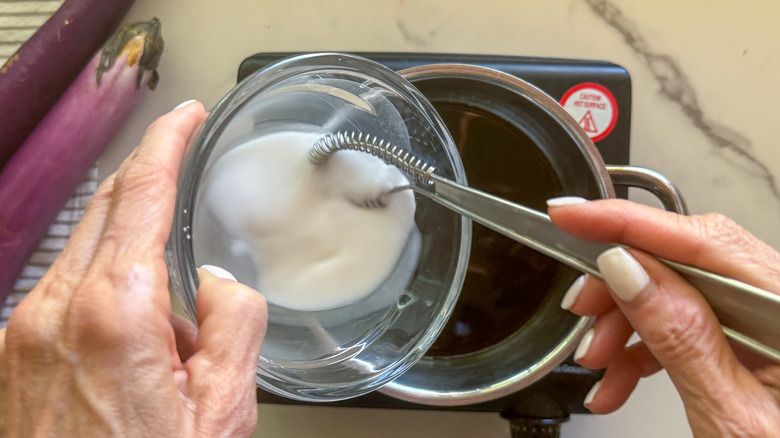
[166, 53, 471, 402]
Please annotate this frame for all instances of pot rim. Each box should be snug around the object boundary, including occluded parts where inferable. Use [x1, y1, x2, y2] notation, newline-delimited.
[380, 63, 614, 406]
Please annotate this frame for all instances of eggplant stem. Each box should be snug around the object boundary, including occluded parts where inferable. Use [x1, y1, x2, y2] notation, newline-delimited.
[96, 18, 164, 90]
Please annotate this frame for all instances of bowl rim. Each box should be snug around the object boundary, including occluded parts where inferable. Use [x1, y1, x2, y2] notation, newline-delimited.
[166, 52, 473, 402]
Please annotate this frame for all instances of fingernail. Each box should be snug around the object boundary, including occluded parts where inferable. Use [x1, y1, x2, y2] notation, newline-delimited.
[575, 328, 595, 361]
[173, 99, 198, 111]
[596, 247, 650, 302]
[199, 264, 236, 281]
[561, 274, 586, 310]
[546, 196, 588, 207]
[584, 379, 602, 407]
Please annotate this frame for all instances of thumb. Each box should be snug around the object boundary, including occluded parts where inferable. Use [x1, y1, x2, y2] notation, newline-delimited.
[180, 266, 267, 436]
[597, 247, 772, 427]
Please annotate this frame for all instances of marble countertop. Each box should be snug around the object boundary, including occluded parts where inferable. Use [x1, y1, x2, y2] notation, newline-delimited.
[6, 0, 780, 437]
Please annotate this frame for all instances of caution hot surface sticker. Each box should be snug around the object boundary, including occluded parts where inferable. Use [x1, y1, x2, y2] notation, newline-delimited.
[560, 83, 618, 142]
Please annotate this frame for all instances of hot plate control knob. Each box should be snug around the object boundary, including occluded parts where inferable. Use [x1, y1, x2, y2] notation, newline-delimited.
[506, 417, 566, 438]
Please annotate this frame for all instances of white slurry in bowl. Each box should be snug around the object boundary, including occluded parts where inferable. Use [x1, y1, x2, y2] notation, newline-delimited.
[202, 131, 416, 310]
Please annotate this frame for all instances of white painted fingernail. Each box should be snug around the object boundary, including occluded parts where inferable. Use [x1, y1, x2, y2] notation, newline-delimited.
[584, 379, 602, 407]
[561, 274, 586, 310]
[596, 247, 650, 302]
[199, 264, 236, 281]
[546, 196, 588, 207]
[173, 99, 197, 111]
[574, 328, 595, 361]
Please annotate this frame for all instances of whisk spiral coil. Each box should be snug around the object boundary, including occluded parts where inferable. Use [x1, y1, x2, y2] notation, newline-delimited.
[310, 131, 436, 185]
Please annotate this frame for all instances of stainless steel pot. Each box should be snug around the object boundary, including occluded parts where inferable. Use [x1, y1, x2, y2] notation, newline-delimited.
[380, 64, 686, 406]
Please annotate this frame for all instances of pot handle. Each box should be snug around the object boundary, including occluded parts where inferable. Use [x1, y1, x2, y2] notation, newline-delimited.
[606, 165, 688, 214]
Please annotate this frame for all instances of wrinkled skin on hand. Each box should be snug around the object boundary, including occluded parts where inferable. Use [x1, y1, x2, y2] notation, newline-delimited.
[0, 102, 268, 438]
[549, 199, 780, 437]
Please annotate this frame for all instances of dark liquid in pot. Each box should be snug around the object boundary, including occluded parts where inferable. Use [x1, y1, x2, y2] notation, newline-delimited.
[426, 102, 566, 357]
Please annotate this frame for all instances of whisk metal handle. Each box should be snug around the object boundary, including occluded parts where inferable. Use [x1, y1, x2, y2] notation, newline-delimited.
[426, 174, 780, 362]
[311, 130, 780, 361]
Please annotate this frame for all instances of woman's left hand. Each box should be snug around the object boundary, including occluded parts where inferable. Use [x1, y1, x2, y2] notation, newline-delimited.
[0, 101, 268, 437]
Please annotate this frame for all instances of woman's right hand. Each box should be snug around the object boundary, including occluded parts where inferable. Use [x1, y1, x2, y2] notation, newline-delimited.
[548, 197, 780, 437]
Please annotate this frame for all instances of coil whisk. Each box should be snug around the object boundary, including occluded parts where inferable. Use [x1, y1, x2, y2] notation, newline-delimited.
[310, 131, 436, 186]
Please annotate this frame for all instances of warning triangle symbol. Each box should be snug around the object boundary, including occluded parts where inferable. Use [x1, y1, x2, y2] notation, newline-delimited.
[579, 111, 598, 134]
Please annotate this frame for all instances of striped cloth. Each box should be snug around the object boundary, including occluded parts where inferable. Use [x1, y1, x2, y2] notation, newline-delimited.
[1, 167, 98, 327]
[0, 1, 63, 60]
[0, 0, 98, 328]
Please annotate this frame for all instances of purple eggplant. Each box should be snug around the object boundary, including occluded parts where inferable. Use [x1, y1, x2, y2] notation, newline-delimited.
[0, 0, 136, 170]
[0, 19, 164, 306]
